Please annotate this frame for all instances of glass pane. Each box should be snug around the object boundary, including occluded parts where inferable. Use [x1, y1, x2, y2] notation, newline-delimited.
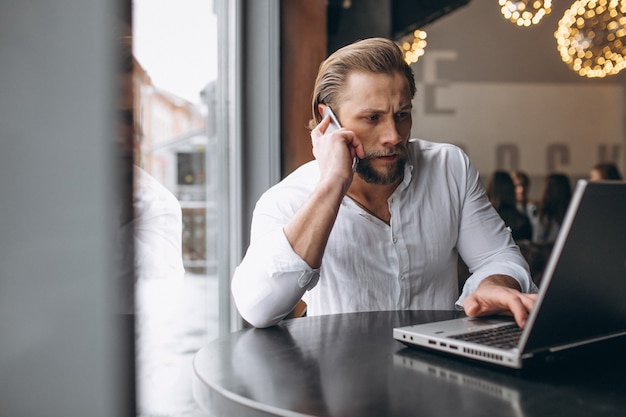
[132, 0, 218, 415]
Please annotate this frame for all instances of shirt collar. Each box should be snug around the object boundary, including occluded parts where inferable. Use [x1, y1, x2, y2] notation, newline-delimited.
[395, 158, 414, 194]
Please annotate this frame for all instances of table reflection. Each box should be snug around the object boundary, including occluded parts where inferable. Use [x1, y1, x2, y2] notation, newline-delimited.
[393, 349, 527, 417]
[193, 311, 626, 417]
[231, 326, 329, 415]
[228, 311, 461, 416]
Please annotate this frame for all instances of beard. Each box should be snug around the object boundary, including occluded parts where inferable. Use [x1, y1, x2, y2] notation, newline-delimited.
[355, 144, 409, 185]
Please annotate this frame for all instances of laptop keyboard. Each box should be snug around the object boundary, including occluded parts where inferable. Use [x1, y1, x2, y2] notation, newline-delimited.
[449, 323, 522, 349]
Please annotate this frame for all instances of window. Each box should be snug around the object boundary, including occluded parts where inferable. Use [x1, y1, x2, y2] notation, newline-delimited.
[132, 1, 221, 415]
[131, 1, 279, 415]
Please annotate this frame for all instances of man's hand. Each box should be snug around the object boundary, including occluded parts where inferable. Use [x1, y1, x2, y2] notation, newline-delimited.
[311, 114, 364, 187]
[463, 275, 537, 328]
[282, 114, 364, 270]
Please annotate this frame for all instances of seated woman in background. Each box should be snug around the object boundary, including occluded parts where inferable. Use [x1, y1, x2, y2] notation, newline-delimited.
[510, 170, 534, 218]
[486, 171, 532, 242]
[590, 162, 623, 181]
[529, 173, 572, 245]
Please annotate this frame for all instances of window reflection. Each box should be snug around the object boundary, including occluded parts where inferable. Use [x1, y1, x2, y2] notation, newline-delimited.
[132, 0, 218, 415]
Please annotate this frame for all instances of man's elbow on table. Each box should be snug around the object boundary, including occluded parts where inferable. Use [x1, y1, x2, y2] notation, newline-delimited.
[239, 309, 284, 329]
[231, 272, 302, 328]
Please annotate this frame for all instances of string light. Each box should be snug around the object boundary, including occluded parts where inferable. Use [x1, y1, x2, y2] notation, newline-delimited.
[555, 0, 626, 78]
[397, 29, 428, 65]
[499, 0, 553, 26]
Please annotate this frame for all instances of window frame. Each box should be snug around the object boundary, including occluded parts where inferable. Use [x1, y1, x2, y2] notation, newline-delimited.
[215, 0, 281, 334]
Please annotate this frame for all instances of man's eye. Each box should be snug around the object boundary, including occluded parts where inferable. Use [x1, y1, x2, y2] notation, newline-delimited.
[396, 112, 409, 120]
[366, 115, 379, 122]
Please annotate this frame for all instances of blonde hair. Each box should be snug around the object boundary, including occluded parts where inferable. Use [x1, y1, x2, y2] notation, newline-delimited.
[308, 37, 416, 130]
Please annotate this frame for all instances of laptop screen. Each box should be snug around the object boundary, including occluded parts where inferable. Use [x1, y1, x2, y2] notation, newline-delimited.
[522, 180, 626, 353]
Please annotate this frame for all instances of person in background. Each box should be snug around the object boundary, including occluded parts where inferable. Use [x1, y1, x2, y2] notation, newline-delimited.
[590, 162, 623, 181]
[116, 31, 185, 311]
[510, 170, 534, 218]
[231, 37, 537, 329]
[529, 173, 572, 245]
[117, 29, 188, 416]
[486, 171, 532, 242]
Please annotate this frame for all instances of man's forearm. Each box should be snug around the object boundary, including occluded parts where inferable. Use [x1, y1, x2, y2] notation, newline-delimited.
[283, 179, 347, 269]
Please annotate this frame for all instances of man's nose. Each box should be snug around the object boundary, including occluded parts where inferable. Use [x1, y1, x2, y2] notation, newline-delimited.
[379, 118, 402, 146]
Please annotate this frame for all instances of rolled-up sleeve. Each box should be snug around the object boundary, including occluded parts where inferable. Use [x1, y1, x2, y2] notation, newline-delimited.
[454, 157, 537, 308]
[232, 165, 324, 327]
[232, 224, 319, 328]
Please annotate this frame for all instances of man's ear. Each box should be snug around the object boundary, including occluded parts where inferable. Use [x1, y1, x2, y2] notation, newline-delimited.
[317, 103, 327, 118]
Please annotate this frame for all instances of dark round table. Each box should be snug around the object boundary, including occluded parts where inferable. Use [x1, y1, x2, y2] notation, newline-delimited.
[193, 310, 626, 417]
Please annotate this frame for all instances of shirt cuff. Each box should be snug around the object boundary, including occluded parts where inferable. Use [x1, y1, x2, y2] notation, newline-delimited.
[298, 268, 320, 290]
[455, 261, 537, 308]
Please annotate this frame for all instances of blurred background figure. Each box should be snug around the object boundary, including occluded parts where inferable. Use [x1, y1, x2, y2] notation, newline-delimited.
[510, 170, 533, 218]
[529, 173, 572, 245]
[116, 25, 192, 416]
[486, 170, 532, 242]
[590, 162, 623, 181]
[116, 23, 185, 311]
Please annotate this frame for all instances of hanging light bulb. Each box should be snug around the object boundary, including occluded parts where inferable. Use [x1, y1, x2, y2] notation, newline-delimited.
[499, 0, 553, 26]
[554, 0, 626, 78]
[396, 29, 428, 65]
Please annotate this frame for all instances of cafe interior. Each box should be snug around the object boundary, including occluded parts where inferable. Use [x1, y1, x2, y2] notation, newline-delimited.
[1, 0, 625, 416]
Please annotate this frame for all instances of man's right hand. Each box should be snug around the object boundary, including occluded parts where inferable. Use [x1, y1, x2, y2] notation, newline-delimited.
[311, 114, 364, 190]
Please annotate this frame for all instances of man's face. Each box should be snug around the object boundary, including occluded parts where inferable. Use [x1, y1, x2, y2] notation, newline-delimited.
[336, 71, 413, 185]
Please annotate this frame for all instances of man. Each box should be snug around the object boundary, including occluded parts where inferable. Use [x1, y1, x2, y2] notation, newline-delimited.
[117, 30, 188, 415]
[116, 32, 186, 313]
[232, 38, 537, 328]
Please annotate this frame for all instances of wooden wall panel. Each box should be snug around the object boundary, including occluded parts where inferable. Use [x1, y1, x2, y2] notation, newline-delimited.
[280, 0, 327, 177]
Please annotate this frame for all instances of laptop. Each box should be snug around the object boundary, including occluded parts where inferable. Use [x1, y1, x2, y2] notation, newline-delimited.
[393, 180, 626, 369]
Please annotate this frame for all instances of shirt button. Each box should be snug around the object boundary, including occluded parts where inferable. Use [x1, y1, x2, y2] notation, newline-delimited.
[393, 237, 397, 244]
[400, 275, 406, 281]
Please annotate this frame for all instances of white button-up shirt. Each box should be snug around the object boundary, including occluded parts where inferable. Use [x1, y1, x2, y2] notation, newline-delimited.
[118, 166, 185, 313]
[232, 139, 536, 327]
